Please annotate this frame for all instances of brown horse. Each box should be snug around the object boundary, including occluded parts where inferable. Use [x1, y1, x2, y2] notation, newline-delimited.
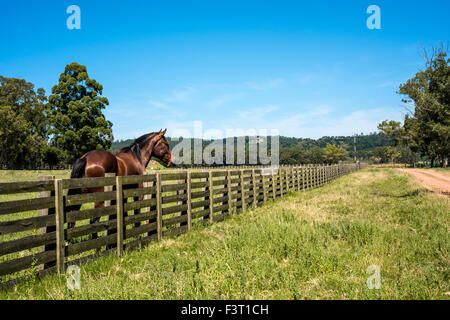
[67, 129, 175, 230]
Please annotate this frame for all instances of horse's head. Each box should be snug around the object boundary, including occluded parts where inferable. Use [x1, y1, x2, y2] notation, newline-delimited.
[152, 129, 176, 167]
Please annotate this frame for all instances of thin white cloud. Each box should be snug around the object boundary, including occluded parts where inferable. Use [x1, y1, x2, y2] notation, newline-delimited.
[236, 105, 279, 120]
[164, 86, 197, 103]
[148, 100, 168, 109]
[204, 93, 243, 108]
[244, 78, 285, 90]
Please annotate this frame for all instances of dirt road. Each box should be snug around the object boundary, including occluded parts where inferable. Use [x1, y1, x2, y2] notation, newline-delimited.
[397, 168, 450, 196]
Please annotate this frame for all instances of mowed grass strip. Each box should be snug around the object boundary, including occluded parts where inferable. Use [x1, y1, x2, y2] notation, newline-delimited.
[1, 168, 449, 299]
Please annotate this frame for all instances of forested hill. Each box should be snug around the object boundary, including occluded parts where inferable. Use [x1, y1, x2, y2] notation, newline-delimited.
[111, 132, 393, 160]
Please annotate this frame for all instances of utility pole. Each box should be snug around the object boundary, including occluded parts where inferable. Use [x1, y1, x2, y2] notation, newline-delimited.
[354, 134, 357, 162]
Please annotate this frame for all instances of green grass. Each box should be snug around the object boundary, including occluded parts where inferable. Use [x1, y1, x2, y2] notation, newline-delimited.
[1, 168, 449, 299]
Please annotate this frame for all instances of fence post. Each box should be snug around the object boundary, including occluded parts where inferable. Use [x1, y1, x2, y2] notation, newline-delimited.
[177, 173, 188, 228]
[227, 170, 232, 214]
[315, 166, 318, 187]
[209, 171, 214, 222]
[38, 175, 55, 270]
[313, 166, 316, 188]
[156, 173, 162, 241]
[262, 170, 267, 203]
[104, 173, 116, 206]
[104, 173, 116, 243]
[320, 165, 324, 186]
[115, 176, 124, 256]
[187, 172, 192, 231]
[252, 169, 257, 208]
[285, 168, 290, 192]
[54, 179, 65, 274]
[240, 170, 246, 212]
[304, 166, 308, 190]
[279, 168, 284, 197]
[272, 169, 276, 200]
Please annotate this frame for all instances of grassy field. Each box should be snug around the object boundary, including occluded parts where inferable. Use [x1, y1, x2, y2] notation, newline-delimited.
[1, 167, 449, 299]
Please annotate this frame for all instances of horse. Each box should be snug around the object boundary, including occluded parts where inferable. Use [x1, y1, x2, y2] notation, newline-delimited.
[67, 129, 175, 233]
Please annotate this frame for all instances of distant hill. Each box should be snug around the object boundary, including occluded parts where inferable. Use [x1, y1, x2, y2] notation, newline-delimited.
[111, 132, 393, 162]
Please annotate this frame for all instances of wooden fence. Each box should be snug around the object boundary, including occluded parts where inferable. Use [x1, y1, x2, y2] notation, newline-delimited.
[0, 163, 366, 288]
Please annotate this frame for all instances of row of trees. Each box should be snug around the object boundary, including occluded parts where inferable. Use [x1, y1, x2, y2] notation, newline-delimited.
[0, 63, 113, 169]
[378, 44, 449, 167]
[279, 144, 347, 165]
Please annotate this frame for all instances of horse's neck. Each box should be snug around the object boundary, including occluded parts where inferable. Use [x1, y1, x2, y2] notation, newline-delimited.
[139, 136, 156, 168]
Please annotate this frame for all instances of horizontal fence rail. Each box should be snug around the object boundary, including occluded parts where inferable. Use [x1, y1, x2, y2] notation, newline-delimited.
[0, 163, 366, 288]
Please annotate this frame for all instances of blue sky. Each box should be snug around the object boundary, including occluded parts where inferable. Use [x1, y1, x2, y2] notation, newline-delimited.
[1, 0, 449, 140]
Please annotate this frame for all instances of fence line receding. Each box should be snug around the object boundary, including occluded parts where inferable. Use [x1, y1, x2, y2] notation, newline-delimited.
[0, 163, 366, 288]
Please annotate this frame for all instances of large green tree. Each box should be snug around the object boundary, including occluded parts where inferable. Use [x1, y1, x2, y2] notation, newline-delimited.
[0, 76, 48, 169]
[399, 45, 450, 167]
[49, 62, 113, 163]
[323, 144, 347, 164]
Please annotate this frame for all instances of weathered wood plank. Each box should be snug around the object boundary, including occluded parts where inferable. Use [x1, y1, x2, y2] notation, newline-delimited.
[162, 214, 188, 227]
[0, 231, 56, 256]
[0, 250, 56, 276]
[162, 204, 188, 216]
[125, 222, 157, 239]
[0, 180, 54, 195]
[123, 186, 156, 198]
[162, 225, 188, 238]
[66, 205, 116, 223]
[123, 198, 157, 212]
[0, 214, 55, 235]
[161, 183, 187, 193]
[66, 234, 116, 256]
[124, 233, 158, 251]
[191, 199, 209, 209]
[62, 177, 116, 189]
[162, 193, 188, 204]
[66, 191, 116, 206]
[160, 172, 188, 181]
[0, 196, 55, 216]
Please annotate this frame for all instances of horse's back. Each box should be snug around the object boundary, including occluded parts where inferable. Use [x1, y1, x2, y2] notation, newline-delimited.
[83, 150, 118, 177]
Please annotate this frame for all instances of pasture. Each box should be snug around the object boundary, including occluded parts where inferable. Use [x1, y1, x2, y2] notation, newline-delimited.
[1, 167, 448, 300]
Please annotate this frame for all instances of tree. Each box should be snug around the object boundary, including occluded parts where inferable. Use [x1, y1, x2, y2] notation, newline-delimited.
[399, 44, 450, 167]
[280, 147, 307, 164]
[0, 76, 49, 169]
[48, 62, 113, 164]
[323, 144, 347, 164]
[306, 146, 326, 164]
[384, 146, 402, 164]
[40, 146, 66, 169]
[377, 120, 406, 145]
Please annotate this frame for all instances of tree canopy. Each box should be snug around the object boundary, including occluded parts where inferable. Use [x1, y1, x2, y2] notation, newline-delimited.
[48, 62, 113, 163]
[0, 76, 49, 169]
[399, 45, 450, 166]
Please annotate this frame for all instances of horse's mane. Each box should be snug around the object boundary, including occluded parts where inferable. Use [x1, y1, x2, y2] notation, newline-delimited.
[119, 132, 158, 161]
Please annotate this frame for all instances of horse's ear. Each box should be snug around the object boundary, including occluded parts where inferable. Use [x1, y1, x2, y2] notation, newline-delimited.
[162, 128, 167, 136]
[156, 129, 167, 139]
